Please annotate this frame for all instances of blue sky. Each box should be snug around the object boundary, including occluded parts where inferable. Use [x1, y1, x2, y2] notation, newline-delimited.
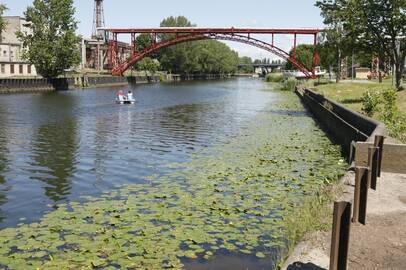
[2, 0, 324, 59]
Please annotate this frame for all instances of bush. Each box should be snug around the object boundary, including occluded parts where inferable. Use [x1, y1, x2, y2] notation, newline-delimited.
[381, 88, 398, 121]
[265, 73, 283, 83]
[281, 77, 298, 91]
[361, 91, 380, 117]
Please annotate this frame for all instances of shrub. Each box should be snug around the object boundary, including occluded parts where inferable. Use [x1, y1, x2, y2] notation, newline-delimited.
[381, 88, 398, 122]
[281, 77, 298, 91]
[361, 91, 380, 117]
[265, 73, 283, 83]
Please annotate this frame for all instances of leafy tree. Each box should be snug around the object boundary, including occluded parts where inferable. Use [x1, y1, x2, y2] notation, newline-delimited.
[238, 56, 254, 73]
[316, 0, 406, 89]
[253, 59, 262, 64]
[157, 16, 238, 75]
[0, 4, 7, 37]
[17, 0, 80, 78]
[135, 33, 153, 52]
[285, 44, 316, 71]
[135, 57, 160, 76]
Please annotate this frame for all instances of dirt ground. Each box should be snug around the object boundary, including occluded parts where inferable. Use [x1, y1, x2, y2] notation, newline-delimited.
[282, 172, 406, 270]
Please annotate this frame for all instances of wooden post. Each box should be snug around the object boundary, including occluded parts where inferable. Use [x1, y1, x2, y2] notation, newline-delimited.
[373, 135, 385, 177]
[330, 201, 352, 270]
[352, 167, 369, 225]
[368, 146, 379, 190]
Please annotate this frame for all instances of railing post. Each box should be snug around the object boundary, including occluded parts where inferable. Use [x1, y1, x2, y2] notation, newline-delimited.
[373, 135, 385, 177]
[352, 167, 369, 225]
[368, 146, 379, 190]
[330, 201, 352, 270]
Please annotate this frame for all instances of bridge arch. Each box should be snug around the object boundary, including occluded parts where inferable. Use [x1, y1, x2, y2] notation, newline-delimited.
[108, 30, 320, 78]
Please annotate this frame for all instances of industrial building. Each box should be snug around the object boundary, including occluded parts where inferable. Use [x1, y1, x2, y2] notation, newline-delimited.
[0, 16, 37, 78]
[0, 0, 119, 78]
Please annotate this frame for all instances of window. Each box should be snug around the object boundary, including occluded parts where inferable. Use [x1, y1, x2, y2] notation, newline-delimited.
[10, 64, 14, 74]
[28, 65, 31, 74]
[19, 65, 23, 74]
[1, 64, 5, 74]
[3, 51, 6, 57]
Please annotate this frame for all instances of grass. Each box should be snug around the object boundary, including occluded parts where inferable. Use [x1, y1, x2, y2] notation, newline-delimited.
[303, 77, 406, 142]
[310, 78, 406, 114]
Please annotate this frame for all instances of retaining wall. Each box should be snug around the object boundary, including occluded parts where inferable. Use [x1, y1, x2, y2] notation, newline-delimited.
[296, 88, 406, 173]
[0, 75, 161, 93]
[0, 78, 76, 93]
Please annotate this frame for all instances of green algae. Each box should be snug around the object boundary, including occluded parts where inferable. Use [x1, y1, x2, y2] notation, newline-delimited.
[0, 93, 347, 269]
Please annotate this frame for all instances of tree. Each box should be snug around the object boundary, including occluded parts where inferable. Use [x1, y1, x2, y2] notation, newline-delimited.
[0, 4, 7, 37]
[17, 0, 80, 78]
[285, 44, 315, 71]
[316, 0, 406, 89]
[157, 16, 238, 75]
[238, 56, 254, 73]
[135, 57, 160, 76]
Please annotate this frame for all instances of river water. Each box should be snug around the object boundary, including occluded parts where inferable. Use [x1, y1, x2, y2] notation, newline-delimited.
[0, 78, 345, 269]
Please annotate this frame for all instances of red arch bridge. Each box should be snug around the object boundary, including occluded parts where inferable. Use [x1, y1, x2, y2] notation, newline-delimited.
[105, 28, 323, 78]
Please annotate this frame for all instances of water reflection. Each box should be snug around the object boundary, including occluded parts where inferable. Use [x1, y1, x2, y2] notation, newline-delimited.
[29, 118, 78, 202]
[0, 106, 9, 223]
[0, 78, 276, 227]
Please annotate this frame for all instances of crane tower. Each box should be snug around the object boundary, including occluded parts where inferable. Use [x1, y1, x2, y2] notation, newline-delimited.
[92, 0, 105, 40]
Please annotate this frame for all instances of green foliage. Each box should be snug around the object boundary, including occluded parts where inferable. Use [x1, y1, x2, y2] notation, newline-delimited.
[283, 187, 336, 257]
[281, 77, 298, 92]
[0, 4, 7, 36]
[380, 88, 406, 142]
[134, 57, 160, 76]
[157, 16, 239, 75]
[285, 44, 315, 71]
[135, 33, 153, 52]
[316, 0, 406, 89]
[381, 88, 399, 122]
[17, 0, 80, 78]
[361, 91, 380, 117]
[265, 73, 283, 83]
[361, 88, 406, 142]
[238, 56, 254, 74]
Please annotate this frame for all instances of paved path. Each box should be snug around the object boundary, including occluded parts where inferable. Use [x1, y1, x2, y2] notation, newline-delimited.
[282, 171, 406, 270]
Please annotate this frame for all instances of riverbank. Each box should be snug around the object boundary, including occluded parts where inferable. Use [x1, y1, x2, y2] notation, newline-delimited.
[280, 85, 406, 269]
[310, 79, 406, 143]
[0, 75, 161, 94]
[0, 73, 234, 94]
[282, 171, 406, 270]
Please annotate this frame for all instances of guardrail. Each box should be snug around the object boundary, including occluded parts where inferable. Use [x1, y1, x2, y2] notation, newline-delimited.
[329, 135, 385, 270]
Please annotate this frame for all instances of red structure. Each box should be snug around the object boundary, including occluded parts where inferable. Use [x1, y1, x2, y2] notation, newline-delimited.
[106, 28, 322, 78]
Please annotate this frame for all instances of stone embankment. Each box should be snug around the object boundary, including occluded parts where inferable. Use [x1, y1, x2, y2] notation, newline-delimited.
[0, 73, 232, 94]
[0, 75, 161, 94]
[281, 88, 406, 270]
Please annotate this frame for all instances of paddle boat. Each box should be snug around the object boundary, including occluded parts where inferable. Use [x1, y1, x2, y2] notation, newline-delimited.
[116, 90, 136, 105]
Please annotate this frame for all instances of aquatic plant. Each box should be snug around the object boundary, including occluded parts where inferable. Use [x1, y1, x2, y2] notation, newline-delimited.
[0, 93, 346, 269]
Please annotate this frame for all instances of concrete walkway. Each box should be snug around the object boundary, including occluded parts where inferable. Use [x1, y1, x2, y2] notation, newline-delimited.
[282, 171, 406, 270]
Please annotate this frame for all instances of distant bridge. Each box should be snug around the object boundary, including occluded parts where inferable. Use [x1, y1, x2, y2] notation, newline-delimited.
[238, 63, 284, 68]
[104, 27, 322, 78]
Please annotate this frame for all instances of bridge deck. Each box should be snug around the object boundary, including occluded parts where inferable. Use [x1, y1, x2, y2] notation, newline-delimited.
[103, 27, 322, 35]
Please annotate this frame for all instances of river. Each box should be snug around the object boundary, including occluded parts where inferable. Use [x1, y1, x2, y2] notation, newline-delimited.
[0, 78, 346, 269]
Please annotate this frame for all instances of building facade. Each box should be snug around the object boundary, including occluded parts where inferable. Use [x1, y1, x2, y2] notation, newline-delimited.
[0, 16, 37, 78]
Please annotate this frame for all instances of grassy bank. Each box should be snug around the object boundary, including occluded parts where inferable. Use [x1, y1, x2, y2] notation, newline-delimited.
[311, 79, 406, 113]
[311, 79, 406, 142]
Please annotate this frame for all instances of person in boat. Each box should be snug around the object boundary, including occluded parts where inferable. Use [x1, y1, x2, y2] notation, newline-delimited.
[127, 90, 135, 102]
[116, 90, 126, 102]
